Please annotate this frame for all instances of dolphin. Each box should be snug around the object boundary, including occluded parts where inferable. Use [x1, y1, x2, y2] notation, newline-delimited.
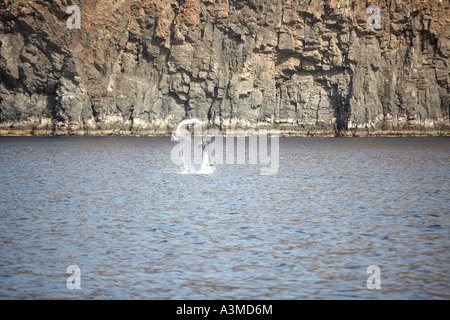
[171, 117, 202, 141]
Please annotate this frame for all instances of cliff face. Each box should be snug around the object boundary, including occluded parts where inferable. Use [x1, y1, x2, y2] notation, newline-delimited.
[0, 0, 449, 136]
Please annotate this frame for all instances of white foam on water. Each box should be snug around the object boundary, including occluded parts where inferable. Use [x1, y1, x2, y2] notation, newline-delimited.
[197, 145, 215, 174]
[176, 147, 215, 175]
[197, 163, 215, 175]
[180, 164, 197, 174]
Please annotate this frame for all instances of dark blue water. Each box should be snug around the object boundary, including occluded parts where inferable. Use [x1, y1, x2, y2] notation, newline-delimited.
[0, 136, 448, 299]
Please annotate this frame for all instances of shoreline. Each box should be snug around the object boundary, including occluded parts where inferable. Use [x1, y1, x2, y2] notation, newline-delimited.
[1, 130, 449, 138]
[1, 116, 448, 138]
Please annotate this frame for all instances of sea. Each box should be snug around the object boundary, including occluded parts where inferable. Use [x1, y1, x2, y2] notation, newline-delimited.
[0, 136, 448, 299]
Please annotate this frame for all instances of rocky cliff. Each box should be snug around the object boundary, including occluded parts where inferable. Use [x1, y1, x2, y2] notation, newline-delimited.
[0, 0, 449, 136]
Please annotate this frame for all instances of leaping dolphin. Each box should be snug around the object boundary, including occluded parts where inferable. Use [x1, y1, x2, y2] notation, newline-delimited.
[171, 117, 203, 141]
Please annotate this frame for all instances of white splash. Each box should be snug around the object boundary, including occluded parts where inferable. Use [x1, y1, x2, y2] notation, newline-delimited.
[180, 164, 197, 174]
[171, 117, 215, 175]
[197, 145, 215, 174]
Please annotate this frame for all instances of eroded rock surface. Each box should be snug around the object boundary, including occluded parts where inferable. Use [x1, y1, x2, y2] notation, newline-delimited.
[0, 0, 449, 136]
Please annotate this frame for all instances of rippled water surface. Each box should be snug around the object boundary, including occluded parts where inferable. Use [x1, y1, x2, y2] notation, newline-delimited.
[0, 136, 449, 299]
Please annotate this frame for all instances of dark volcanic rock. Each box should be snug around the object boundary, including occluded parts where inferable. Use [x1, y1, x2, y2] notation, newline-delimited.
[0, 0, 449, 136]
